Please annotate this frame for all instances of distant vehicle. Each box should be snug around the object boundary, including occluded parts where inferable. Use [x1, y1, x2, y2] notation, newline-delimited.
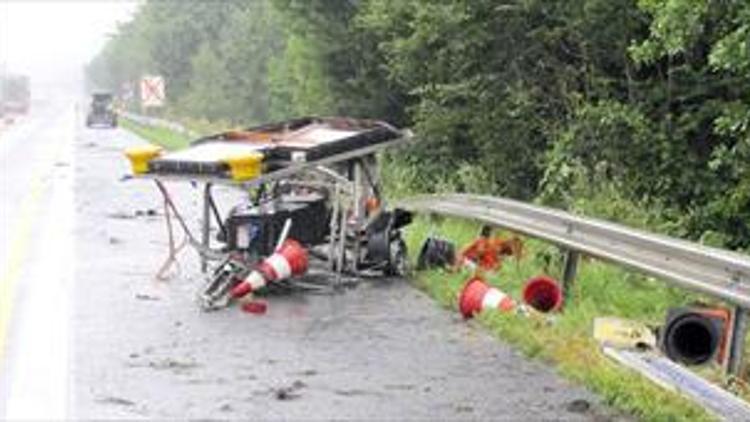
[86, 92, 118, 128]
[1, 74, 31, 115]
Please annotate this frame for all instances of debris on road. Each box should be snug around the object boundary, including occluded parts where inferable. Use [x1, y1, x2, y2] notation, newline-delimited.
[134, 293, 161, 301]
[593, 317, 656, 350]
[566, 398, 591, 413]
[95, 396, 136, 407]
[240, 299, 268, 315]
[273, 380, 307, 401]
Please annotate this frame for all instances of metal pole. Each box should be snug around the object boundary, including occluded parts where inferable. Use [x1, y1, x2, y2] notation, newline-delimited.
[201, 183, 212, 273]
[352, 160, 363, 273]
[727, 306, 748, 377]
[561, 250, 580, 305]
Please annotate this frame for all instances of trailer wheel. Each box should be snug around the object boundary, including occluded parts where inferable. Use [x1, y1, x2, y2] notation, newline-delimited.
[385, 238, 408, 277]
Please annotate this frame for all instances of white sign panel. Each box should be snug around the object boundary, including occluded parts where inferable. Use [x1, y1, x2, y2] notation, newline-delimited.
[140, 75, 165, 107]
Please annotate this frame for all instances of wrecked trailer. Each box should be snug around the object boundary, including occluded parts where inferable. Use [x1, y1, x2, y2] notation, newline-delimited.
[124, 116, 413, 311]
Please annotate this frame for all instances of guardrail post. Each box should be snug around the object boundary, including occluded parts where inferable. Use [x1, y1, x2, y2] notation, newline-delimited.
[201, 183, 212, 273]
[562, 250, 580, 304]
[727, 306, 748, 377]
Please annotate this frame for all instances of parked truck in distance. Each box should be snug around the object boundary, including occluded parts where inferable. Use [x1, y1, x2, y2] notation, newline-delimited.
[1, 74, 31, 115]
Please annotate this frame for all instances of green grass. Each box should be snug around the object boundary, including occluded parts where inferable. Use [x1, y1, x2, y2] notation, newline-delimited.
[403, 215, 724, 421]
[120, 117, 192, 150]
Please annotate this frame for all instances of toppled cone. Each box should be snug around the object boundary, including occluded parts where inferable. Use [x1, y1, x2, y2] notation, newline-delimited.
[522, 276, 563, 313]
[231, 238, 309, 299]
[458, 277, 516, 318]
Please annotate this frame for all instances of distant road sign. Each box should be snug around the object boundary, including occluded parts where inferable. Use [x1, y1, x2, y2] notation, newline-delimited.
[140, 76, 165, 107]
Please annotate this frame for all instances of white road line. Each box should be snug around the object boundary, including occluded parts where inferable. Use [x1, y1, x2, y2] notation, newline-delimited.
[2, 107, 74, 420]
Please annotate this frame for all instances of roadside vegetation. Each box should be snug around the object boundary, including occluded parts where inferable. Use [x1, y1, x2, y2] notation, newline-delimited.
[403, 215, 720, 421]
[96, 0, 749, 419]
[119, 118, 191, 151]
[88, 0, 749, 254]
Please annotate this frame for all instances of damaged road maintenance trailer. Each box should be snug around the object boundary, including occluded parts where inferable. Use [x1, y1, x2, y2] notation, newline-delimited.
[124, 116, 412, 310]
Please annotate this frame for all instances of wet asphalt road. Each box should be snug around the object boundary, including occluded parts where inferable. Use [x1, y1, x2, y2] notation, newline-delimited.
[1, 98, 620, 420]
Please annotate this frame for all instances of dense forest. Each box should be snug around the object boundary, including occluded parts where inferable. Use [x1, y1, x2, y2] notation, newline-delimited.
[87, 0, 750, 252]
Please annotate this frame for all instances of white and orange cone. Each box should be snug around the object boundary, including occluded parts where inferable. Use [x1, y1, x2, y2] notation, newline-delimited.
[230, 239, 309, 299]
[458, 277, 516, 319]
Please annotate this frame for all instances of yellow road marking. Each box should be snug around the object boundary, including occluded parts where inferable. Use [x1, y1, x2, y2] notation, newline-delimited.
[0, 124, 68, 369]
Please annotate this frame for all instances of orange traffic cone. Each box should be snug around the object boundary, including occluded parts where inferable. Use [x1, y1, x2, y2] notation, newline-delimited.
[458, 277, 516, 319]
[231, 239, 309, 299]
[522, 276, 563, 313]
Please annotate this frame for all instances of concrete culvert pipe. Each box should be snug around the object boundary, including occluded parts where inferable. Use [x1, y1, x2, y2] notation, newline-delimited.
[661, 311, 724, 366]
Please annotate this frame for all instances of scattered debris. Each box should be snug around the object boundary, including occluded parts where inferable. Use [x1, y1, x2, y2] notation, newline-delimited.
[135, 209, 158, 217]
[274, 380, 306, 401]
[108, 236, 122, 245]
[593, 317, 656, 350]
[294, 369, 317, 377]
[565, 399, 591, 413]
[106, 211, 135, 220]
[219, 403, 233, 413]
[96, 396, 135, 407]
[135, 293, 160, 301]
[457, 227, 523, 271]
[240, 300, 268, 315]
[455, 404, 474, 413]
[146, 358, 200, 372]
[417, 237, 456, 270]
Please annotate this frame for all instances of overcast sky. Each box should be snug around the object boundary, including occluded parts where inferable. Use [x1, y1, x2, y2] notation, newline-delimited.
[0, 0, 139, 90]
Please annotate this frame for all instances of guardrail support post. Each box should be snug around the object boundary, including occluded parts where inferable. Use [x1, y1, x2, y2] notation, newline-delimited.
[562, 250, 580, 304]
[201, 183, 212, 273]
[727, 306, 748, 377]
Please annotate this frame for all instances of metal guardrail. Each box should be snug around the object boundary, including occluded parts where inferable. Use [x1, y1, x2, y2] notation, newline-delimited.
[398, 193, 750, 375]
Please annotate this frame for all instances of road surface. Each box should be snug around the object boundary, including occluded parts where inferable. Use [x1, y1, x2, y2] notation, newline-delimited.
[0, 98, 621, 420]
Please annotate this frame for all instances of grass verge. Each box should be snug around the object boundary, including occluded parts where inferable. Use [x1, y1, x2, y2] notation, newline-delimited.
[120, 117, 192, 150]
[403, 215, 727, 421]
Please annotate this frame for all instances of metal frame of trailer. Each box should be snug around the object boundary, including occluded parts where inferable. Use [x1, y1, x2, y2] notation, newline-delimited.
[125, 117, 413, 310]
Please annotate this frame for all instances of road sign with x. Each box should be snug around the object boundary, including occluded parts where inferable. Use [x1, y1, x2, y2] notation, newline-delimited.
[140, 76, 165, 107]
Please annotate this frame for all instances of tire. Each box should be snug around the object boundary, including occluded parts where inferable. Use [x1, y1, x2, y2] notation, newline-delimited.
[385, 238, 408, 277]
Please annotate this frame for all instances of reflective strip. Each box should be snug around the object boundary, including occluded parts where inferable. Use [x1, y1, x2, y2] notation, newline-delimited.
[246, 271, 266, 291]
[482, 288, 507, 310]
[264, 253, 292, 280]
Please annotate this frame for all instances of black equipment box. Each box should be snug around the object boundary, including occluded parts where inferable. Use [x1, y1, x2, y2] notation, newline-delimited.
[225, 195, 329, 256]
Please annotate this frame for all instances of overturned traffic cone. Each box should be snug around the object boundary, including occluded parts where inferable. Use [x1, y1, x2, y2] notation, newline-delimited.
[458, 277, 516, 319]
[522, 276, 563, 313]
[230, 239, 309, 299]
